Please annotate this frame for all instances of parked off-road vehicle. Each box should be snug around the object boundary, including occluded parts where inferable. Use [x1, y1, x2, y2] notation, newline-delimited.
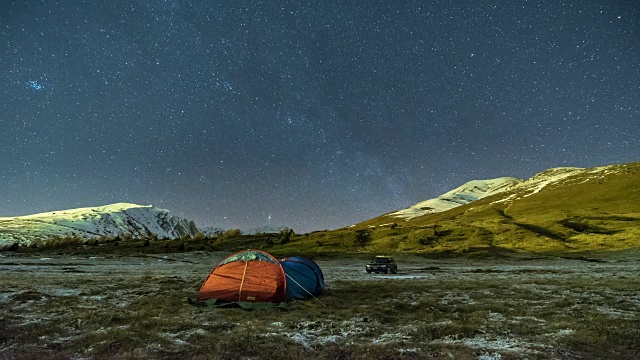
[366, 256, 397, 274]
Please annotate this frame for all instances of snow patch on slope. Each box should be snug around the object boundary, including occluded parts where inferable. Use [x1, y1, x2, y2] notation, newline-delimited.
[391, 177, 522, 220]
[489, 165, 622, 206]
[519, 167, 584, 197]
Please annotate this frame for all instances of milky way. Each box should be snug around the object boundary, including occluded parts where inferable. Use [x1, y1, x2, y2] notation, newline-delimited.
[1, 1, 639, 232]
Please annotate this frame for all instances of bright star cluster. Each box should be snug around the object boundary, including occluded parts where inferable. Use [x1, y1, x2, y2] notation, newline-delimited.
[1, 1, 639, 232]
[26, 80, 44, 90]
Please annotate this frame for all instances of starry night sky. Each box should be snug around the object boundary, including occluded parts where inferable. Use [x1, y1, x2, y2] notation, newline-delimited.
[1, 1, 639, 232]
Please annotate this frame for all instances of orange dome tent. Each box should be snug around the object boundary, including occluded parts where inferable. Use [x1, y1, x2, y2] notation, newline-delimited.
[197, 249, 286, 303]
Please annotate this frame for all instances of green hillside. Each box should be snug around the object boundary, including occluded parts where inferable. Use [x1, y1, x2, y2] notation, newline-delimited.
[9, 161, 639, 258]
[268, 161, 640, 257]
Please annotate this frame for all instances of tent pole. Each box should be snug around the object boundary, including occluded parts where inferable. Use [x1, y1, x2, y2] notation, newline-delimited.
[238, 260, 249, 301]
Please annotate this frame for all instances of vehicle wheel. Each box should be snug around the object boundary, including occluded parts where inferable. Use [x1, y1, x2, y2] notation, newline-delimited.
[385, 267, 389, 274]
[366, 270, 371, 273]
[392, 268, 397, 274]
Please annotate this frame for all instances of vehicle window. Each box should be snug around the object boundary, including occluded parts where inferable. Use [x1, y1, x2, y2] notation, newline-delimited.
[373, 258, 390, 263]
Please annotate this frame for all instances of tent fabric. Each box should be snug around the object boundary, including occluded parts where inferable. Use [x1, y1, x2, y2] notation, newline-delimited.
[219, 251, 279, 265]
[196, 250, 325, 304]
[280, 257, 325, 301]
[284, 256, 325, 285]
[197, 249, 286, 303]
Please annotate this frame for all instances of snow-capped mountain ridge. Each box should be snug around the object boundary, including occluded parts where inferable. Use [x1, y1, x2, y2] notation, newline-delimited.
[391, 177, 523, 220]
[0, 203, 199, 246]
[10, 203, 148, 219]
[389, 164, 626, 221]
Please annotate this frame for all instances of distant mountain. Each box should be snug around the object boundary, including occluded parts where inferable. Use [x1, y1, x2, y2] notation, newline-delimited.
[365, 164, 635, 227]
[0, 203, 199, 246]
[338, 161, 640, 254]
[390, 177, 523, 220]
[199, 226, 291, 237]
[242, 225, 291, 235]
[200, 226, 225, 237]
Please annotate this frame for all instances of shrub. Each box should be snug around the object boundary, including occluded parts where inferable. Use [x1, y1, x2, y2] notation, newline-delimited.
[279, 228, 294, 244]
[419, 237, 437, 246]
[0, 242, 20, 252]
[220, 229, 242, 239]
[354, 229, 371, 247]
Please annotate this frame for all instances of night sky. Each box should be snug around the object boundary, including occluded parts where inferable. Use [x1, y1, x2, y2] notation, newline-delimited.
[2, 1, 639, 233]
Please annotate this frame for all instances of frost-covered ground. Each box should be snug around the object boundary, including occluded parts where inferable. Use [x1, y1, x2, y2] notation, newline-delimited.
[1, 252, 639, 359]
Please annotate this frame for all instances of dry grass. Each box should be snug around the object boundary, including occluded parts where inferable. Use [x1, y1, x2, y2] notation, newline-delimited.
[1, 254, 639, 359]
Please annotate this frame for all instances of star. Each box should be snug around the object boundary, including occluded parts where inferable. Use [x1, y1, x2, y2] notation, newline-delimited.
[26, 80, 44, 90]
[1, 1, 638, 233]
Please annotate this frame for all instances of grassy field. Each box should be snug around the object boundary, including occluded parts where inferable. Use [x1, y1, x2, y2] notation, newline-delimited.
[1, 253, 638, 359]
[2, 162, 639, 358]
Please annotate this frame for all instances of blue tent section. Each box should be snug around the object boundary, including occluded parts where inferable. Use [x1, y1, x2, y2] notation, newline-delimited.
[280, 257, 325, 301]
